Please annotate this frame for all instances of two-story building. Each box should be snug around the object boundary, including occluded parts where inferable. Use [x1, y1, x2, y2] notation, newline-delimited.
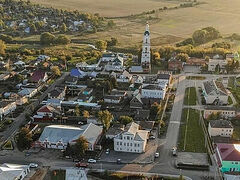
[114, 122, 149, 153]
[204, 106, 236, 119]
[202, 80, 228, 105]
[141, 84, 166, 100]
[216, 143, 240, 173]
[208, 120, 233, 138]
[0, 101, 17, 120]
[208, 58, 227, 72]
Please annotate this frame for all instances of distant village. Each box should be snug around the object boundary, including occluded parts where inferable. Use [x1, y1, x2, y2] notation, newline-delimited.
[1, 16, 240, 180]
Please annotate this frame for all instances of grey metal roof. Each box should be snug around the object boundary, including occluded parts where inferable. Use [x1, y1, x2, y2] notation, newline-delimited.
[209, 120, 233, 128]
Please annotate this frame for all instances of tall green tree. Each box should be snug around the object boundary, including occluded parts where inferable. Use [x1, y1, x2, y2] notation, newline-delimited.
[95, 40, 107, 51]
[17, 127, 33, 150]
[40, 32, 55, 45]
[119, 116, 133, 125]
[98, 110, 113, 131]
[72, 136, 88, 158]
[60, 23, 67, 33]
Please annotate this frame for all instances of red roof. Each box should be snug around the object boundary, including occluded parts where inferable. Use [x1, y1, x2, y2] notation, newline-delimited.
[217, 143, 240, 161]
[30, 70, 46, 82]
[37, 105, 54, 113]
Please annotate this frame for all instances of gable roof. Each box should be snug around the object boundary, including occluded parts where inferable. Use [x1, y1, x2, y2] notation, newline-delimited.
[217, 143, 240, 161]
[30, 70, 47, 82]
[209, 120, 233, 129]
[203, 80, 228, 96]
[37, 105, 60, 114]
[39, 123, 102, 145]
[70, 68, 86, 78]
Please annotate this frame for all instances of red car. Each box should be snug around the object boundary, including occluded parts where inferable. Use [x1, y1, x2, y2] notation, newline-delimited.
[75, 162, 88, 168]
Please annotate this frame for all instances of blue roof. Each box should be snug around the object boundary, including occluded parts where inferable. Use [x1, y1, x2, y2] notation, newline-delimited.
[70, 68, 84, 77]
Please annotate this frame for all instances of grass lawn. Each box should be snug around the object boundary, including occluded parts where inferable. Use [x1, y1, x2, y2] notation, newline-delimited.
[178, 108, 206, 153]
[184, 87, 197, 106]
[51, 170, 66, 180]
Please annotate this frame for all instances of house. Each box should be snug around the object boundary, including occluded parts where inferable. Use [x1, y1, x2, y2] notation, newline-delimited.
[101, 53, 116, 62]
[208, 58, 227, 72]
[105, 55, 124, 72]
[185, 58, 206, 66]
[157, 72, 172, 86]
[106, 124, 124, 140]
[30, 70, 48, 83]
[202, 80, 228, 105]
[70, 68, 86, 78]
[36, 123, 103, 150]
[114, 122, 149, 153]
[65, 76, 78, 85]
[137, 121, 155, 132]
[208, 120, 233, 138]
[216, 143, 240, 173]
[141, 84, 166, 100]
[104, 90, 127, 104]
[0, 73, 10, 81]
[168, 59, 183, 71]
[204, 106, 236, 119]
[48, 86, 66, 100]
[0, 163, 30, 180]
[116, 70, 132, 83]
[78, 88, 93, 103]
[129, 66, 143, 73]
[36, 55, 50, 62]
[0, 101, 17, 120]
[18, 88, 38, 98]
[134, 109, 150, 121]
[130, 93, 143, 109]
[33, 105, 61, 122]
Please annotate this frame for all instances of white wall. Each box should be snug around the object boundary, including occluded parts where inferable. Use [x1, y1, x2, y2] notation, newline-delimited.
[208, 125, 233, 137]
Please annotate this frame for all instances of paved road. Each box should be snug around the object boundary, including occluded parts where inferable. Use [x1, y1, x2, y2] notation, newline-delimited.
[0, 72, 69, 147]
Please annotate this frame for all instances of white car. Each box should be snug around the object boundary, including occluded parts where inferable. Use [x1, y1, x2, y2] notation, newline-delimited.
[29, 163, 38, 168]
[88, 159, 97, 163]
[155, 152, 159, 158]
[149, 136, 156, 139]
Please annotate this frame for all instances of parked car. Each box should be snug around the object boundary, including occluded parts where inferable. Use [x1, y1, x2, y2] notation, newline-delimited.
[75, 162, 88, 168]
[106, 148, 110, 154]
[155, 152, 159, 158]
[88, 159, 97, 163]
[116, 159, 121, 164]
[172, 147, 177, 156]
[65, 156, 71, 159]
[29, 163, 38, 168]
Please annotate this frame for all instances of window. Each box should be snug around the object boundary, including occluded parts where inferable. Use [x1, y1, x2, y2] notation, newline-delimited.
[120, 142, 122, 145]
[127, 143, 129, 146]
[117, 142, 119, 145]
[127, 136, 129, 140]
[130, 143, 132, 146]
[138, 144, 140, 147]
[124, 143, 126, 146]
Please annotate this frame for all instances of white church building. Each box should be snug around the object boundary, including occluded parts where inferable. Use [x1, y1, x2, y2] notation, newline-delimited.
[141, 23, 151, 73]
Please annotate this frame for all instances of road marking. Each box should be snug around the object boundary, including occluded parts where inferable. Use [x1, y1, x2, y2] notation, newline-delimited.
[169, 121, 180, 124]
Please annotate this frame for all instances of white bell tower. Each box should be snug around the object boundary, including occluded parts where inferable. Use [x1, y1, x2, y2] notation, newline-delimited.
[141, 23, 151, 73]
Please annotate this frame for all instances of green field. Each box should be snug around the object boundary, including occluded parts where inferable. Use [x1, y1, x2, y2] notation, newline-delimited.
[184, 87, 197, 106]
[178, 108, 206, 153]
[28, 0, 240, 49]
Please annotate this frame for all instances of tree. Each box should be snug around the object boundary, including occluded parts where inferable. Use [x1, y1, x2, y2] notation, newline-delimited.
[0, 40, 6, 55]
[152, 52, 161, 65]
[29, 23, 37, 34]
[107, 20, 115, 28]
[98, 110, 113, 131]
[51, 66, 61, 76]
[150, 102, 162, 119]
[40, 32, 55, 45]
[16, 127, 33, 150]
[176, 53, 189, 62]
[83, 110, 90, 118]
[107, 37, 118, 47]
[95, 40, 107, 51]
[215, 64, 220, 73]
[72, 136, 88, 159]
[55, 35, 70, 45]
[119, 116, 133, 125]
[60, 23, 67, 33]
[75, 105, 81, 117]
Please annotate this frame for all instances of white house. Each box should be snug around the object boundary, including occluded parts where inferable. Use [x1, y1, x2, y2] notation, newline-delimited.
[208, 58, 227, 72]
[0, 101, 17, 120]
[204, 106, 236, 119]
[208, 120, 233, 138]
[202, 80, 228, 105]
[116, 70, 132, 83]
[36, 123, 102, 150]
[18, 88, 38, 98]
[100, 53, 116, 62]
[114, 122, 149, 153]
[0, 163, 30, 180]
[141, 84, 166, 100]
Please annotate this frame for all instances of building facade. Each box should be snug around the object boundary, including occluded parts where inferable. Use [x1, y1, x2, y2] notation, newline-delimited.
[114, 122, 148, 153]
[208, 120, 233, 138]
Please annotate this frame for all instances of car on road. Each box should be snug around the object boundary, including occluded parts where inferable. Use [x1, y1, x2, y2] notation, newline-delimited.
[155, 152, 159, 158]
[75, 162, 88, 168]
[88, 159, 97, 163]
[106, 148, 110, 154]
[29, 163, 38, 168]
[116, 159, 121, 164]
[172, 147, 177, 156]
[65, 156, 71, 159]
